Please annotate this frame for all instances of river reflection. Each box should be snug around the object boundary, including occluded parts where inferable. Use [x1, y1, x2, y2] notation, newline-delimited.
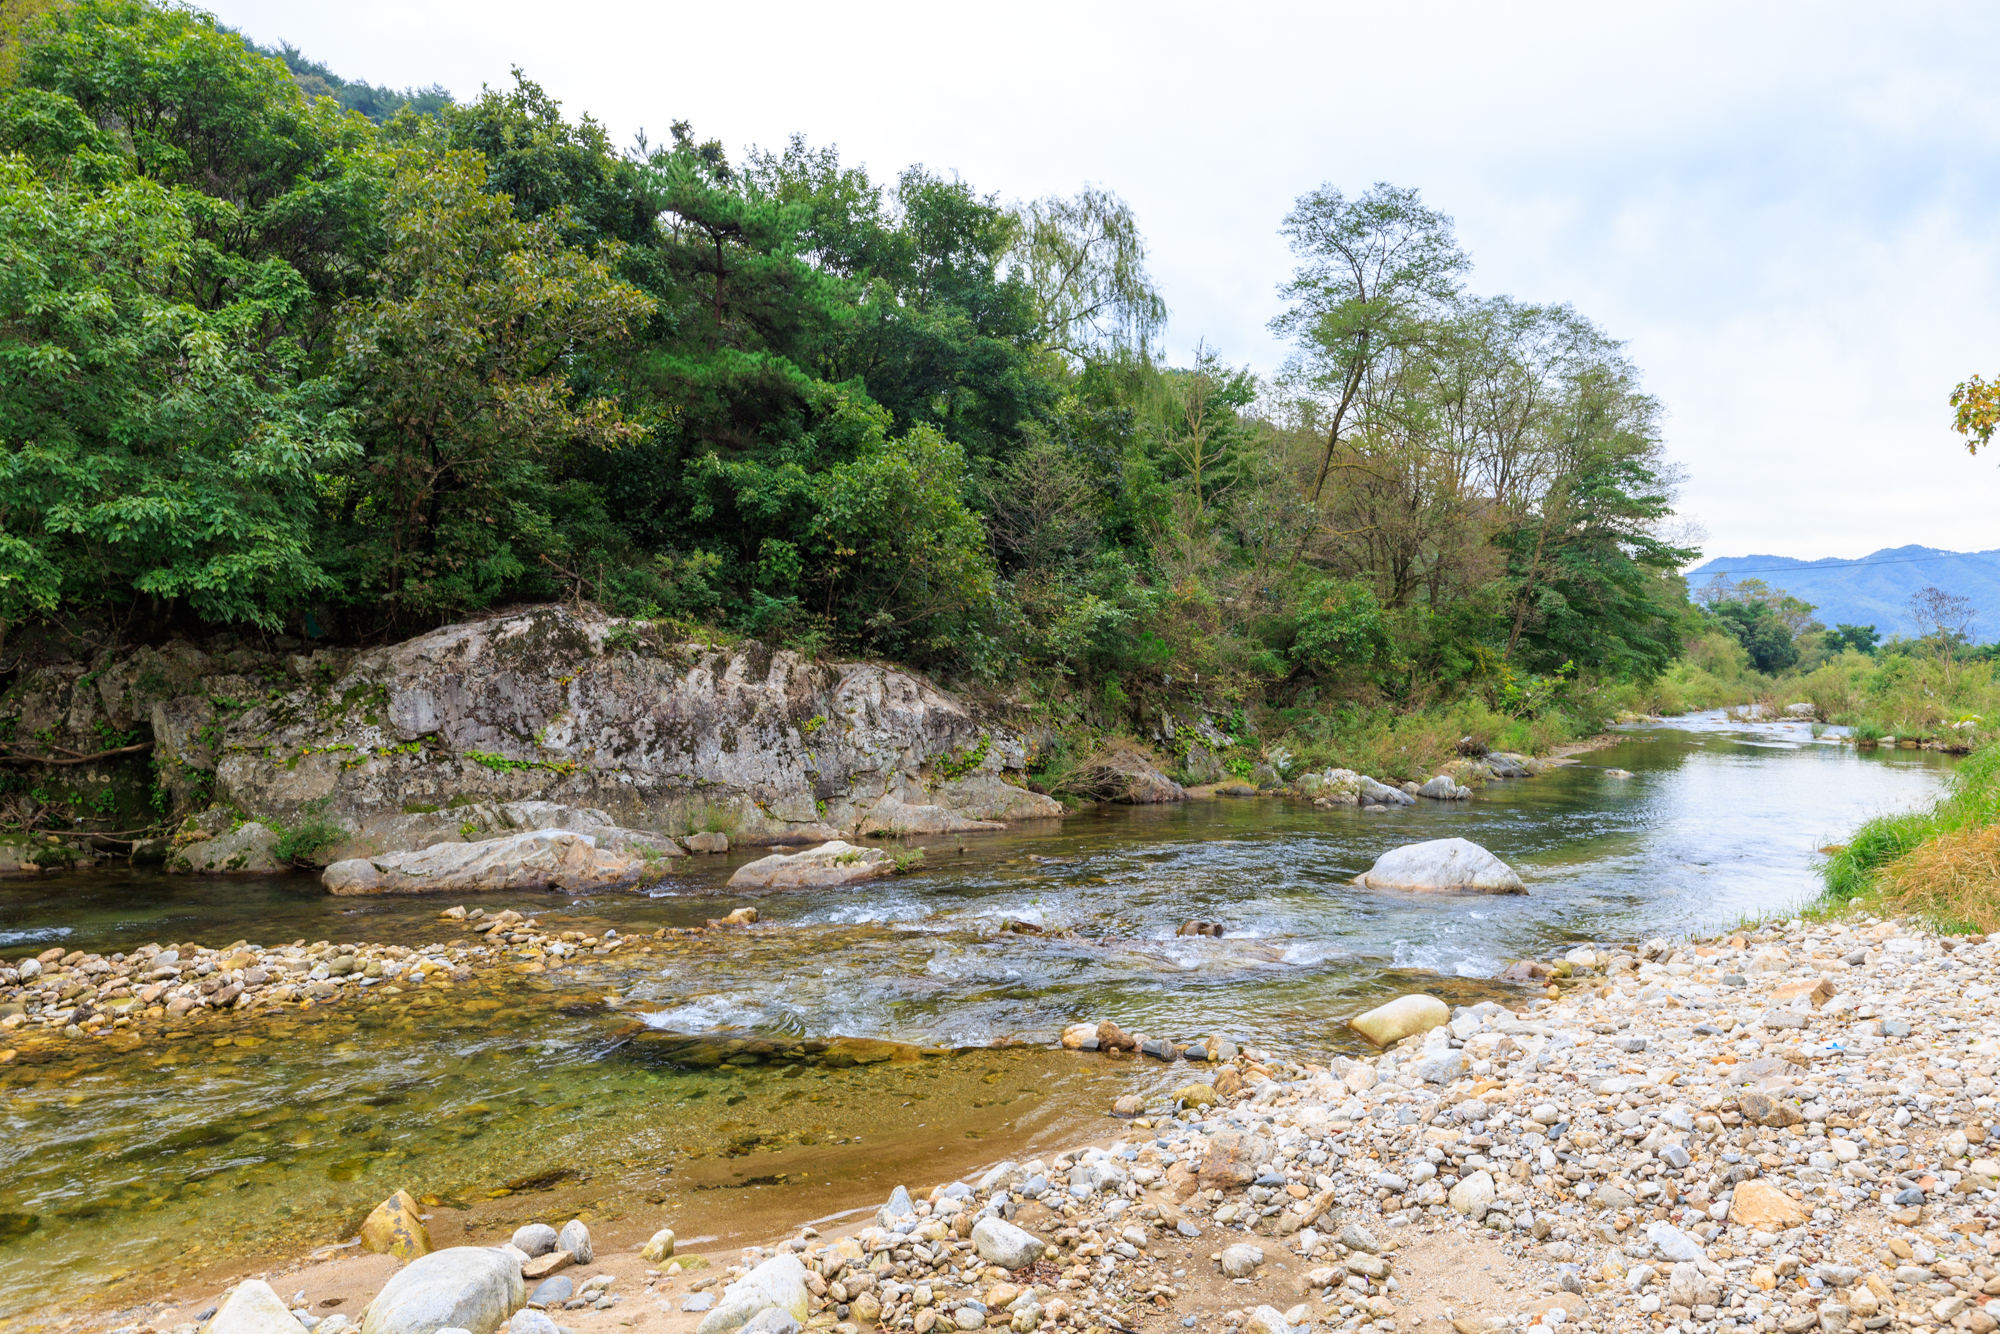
[0, 714, 1957, 1323]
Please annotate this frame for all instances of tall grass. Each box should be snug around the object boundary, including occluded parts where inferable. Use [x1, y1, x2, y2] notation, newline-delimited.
[1817, 742, 2000, 928]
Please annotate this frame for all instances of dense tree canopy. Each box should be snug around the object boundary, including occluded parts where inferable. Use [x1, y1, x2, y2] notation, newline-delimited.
[0, 0, 1706, 740]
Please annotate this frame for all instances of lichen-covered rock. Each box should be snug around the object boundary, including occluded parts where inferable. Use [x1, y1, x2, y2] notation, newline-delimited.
[726, 841, 895, 890]
[206, 607, 1053, 852]
[169, 822, 287, 875]
[323, 829, 652, 896]
[1354, 838, 1526, 894]
[360, 1188, 431, 1260]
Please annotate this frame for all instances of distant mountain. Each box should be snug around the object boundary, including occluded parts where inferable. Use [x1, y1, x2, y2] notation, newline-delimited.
[1688, 545, 2000, 642]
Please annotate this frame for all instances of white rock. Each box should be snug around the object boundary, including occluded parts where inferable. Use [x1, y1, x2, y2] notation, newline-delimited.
[695, 1253, 811, 1334]
[1448, 1170, 1496, 1215]
[325, 830, 647, 896]
[557, 1218, 593, 1265]
[726, 841, 895, 890]
[359, 1246, 525, 1334]
[510, 1224, 557, 1257]
[971, 1217, 1046, 1270]
[1244, 1306, 1292, 1334]
[1220, 1244, 1266, 1278]
[1353, 838, 1527, 894]
[209, 1279, 310, 1334]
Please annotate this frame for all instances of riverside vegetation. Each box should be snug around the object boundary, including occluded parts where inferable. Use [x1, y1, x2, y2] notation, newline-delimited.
[7, 3, 2000, 1332]
[0, 0, 1710, 839]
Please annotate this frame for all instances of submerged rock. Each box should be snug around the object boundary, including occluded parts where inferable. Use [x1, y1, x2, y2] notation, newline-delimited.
[726, 841, 896, 889]
[322, 829, 653, 896]
[1353, 837, 1526, 894]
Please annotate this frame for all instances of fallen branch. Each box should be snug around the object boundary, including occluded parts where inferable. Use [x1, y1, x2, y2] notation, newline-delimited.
[0, 741, 154, 766]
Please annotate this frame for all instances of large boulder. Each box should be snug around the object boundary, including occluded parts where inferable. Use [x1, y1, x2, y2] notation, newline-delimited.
[930, 771, 1064, 822]
[694, 1253, 811, 1334]
[1356, 776, 1414, 807]
[360, 1246, 524, 1334]
[209, 1279, 309, 1333]
[1349, 993, 1450, 1046]
[1417, 775, 1471, 801]
[323, 829, 654, 896]
[1353, 838, 1526, 894]
[856, 797, 1004, 837]
[727, 841, 896, 890]
[169, 822, 287, 875]
[210, 607, 1056, 849]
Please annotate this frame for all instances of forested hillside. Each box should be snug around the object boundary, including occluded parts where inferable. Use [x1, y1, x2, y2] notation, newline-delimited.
[0, 0, 1705, 780]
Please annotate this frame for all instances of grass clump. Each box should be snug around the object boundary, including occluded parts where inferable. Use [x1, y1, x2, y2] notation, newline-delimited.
[1817, 742, 2000, 929]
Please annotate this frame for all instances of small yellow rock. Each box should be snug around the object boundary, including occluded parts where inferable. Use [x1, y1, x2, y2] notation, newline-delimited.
[1750, 1267, 1777, 1291]
[1174, 1083, 1219, 1108]
[360, 1188, 431, 1260]
[641, 1227, 676, 1262]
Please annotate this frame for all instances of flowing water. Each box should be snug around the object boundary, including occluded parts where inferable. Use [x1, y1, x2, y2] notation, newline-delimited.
[0, 716, 1959, 1325]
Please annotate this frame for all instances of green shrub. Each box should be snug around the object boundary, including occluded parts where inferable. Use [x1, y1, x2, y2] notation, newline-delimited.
[271, 817, 346, 867]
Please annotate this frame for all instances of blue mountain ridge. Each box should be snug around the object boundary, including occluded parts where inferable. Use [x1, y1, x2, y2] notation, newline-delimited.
[1687, 545, 2000, 642]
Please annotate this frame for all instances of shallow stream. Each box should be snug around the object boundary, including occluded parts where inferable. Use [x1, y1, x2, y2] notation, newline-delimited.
[0, 716, 1958, 1325]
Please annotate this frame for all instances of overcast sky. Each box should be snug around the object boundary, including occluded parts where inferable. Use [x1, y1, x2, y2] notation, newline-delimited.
[209, 0, 2000, 563]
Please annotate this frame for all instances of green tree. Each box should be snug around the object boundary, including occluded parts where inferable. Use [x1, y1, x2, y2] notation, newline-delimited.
[0, 154, 352, 628]
[16, 0, 386, 318]
[1270, 182, 1468, 501]
[327, 145, 652, 620]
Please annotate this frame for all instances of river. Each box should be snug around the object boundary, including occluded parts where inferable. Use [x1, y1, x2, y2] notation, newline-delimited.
[0, 715, 1957, 1325]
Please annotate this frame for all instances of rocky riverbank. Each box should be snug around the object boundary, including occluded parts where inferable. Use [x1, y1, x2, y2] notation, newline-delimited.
[0, 905, 700, 1050]
[73, 913, 2000, 1334]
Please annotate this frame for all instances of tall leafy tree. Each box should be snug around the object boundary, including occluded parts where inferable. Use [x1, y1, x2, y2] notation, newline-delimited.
[0, 154, 352, 628]
[327, 146, 652, 620]
[1271, 182, 1468, 501]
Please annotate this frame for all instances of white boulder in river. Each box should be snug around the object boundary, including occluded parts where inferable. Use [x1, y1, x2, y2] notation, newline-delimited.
[695, 1252, 811, 1334]
[1353, 837, 1526, 894]
[325, 829, 666, 896]
[360, 1246, 524, 1334]
[727, 841, 895, 889]
[209, 1278, 309, 1333]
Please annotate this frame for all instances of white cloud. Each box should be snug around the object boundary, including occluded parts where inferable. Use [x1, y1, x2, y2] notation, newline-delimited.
[207, 0, 2000, 559]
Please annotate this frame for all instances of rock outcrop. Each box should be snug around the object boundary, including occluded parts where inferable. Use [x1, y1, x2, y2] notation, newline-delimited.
[1353, 837, 1527, 894]
[212, 608, 1061, 853]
